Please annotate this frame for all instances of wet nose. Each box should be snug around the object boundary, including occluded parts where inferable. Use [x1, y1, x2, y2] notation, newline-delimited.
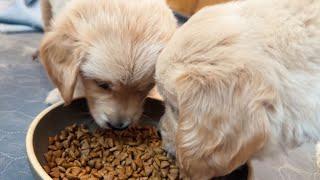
[106, 121, 129, 130]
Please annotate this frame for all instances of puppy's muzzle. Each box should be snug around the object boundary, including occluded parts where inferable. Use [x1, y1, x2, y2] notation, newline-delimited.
[106, 121, 130, 130]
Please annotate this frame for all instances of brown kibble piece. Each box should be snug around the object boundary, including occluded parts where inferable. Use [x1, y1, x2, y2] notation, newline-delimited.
[58, 166, 66, 172]
[65, 166, 82, 179]
[160, 161, 170, 168]
[95, 160, 102, 170]
[55, 158, 64, 165]
[144, 165, 153, 177]
[92, 170, 102, 178]
[158, 155, 168, 161]
[44, 152, 52, 162]
[43, 165, 50, 173]
[48, 136, 55, 145]
[49, 169, 60, 178]
[161, 168, 168, 177]
[88, 159, 95, 168]
[104, 173, 114, 180]
[48, 162, 56, 168]
[48, 145, 57, 151]
[155, 158, 161, 167]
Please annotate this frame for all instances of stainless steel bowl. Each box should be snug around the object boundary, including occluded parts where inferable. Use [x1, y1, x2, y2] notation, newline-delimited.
[26, 98, 164, 179]
[26, 98, 251, 180]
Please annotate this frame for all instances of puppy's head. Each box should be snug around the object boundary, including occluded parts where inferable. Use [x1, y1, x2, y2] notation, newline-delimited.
[40, 0, 176, 129]
[158, 57, 275, 179]
[156, 12, 277, 178]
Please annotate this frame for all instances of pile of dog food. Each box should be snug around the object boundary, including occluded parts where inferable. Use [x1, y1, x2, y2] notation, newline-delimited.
[42, 124, 179, 180]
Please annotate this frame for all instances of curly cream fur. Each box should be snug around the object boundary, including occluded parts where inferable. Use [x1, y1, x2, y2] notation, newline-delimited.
[156, 0, 320, 178]
[40, 0, 177, 129]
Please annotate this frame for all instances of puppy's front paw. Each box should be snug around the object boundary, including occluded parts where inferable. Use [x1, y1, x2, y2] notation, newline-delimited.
[45, 88, 63, 104]
[316, 142, 320, 169]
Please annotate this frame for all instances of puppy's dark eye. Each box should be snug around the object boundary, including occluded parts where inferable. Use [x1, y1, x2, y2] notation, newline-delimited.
[95, 80, 112, 90]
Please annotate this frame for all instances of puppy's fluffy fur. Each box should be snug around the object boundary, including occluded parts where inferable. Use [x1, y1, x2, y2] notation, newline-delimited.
[40, 0, 176, 129]
[156, 0, 320, 178]
[31, 0, 69, 60]
[40, 0, 69, 31]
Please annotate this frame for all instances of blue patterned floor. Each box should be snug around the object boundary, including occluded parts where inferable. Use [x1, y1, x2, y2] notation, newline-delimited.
[0, 33, 51, 180]
[0, 32, 319, 180]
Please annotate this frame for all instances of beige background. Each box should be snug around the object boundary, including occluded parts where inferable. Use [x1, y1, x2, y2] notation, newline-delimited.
[166, 0, 231, 16]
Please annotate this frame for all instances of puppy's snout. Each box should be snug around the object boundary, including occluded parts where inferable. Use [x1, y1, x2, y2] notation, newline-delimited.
[106, 120, 130, 130]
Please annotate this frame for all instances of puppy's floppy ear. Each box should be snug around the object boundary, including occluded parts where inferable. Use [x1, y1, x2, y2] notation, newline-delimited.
[174, 69, 272, 179]
[40, 31, 83, 104]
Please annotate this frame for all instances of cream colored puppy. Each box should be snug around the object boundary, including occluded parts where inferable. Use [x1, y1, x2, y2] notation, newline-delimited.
[156, 0, 320, 178]
[40, 0, 176, 130]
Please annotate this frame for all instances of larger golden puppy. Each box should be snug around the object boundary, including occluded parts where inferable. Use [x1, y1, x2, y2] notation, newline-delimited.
[40, 0, 176, 130]
[156, 0, 320, 179]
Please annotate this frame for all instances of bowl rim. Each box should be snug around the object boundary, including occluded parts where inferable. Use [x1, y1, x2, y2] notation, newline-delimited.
[26, 100, 65, 180]
[26, 96, 252, 180]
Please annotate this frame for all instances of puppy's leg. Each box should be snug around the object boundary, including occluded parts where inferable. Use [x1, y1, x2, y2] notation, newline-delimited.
[73, 79, 85, 99]
[45, 88, 62, 104]
[316, 142, 320, 169]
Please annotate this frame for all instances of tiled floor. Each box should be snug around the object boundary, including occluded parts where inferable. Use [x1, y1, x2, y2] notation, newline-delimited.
[0, 32, 319, 180]
[0, 32, 52, 180]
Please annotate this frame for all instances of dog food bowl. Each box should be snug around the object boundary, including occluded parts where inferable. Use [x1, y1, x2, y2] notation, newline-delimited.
[26, 98, 251, 179]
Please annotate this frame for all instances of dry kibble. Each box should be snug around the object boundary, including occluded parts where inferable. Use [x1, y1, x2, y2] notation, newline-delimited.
[49, 168, 60, 178]
[95, 161, 102, 170]
[170, 168, 179, 174]
[155, 157, 161, 167]
[161, 168, 169, 177]
[48, 162, 56, 168]
[43, 124, 180, 179]
[44, 153, 52, 163]
[43, 165, 50, 173]
[158, 155, 168, 161]
[152, 162, 160, 171]
[92, 170, 102, 178]
[104, 173, 114, 180]
[88, 159, 95, 168]
[48, 145, 57, 151]
[48, 136, 55, 145]
[52, 150, 62, 157]
[85, 166, 91, 173]
[58, 166, 66, 172]
[160, 161, 170, 168]
[144, 165, 153, 177]
[55, 157, 64, 166]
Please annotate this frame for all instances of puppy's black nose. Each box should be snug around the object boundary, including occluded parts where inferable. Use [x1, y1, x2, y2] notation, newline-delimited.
[106, 122, 129, 130]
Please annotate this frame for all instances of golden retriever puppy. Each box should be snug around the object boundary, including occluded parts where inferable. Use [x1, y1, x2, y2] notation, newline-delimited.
[40, 0, 176, 130]
[156, 0, 320, 178]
